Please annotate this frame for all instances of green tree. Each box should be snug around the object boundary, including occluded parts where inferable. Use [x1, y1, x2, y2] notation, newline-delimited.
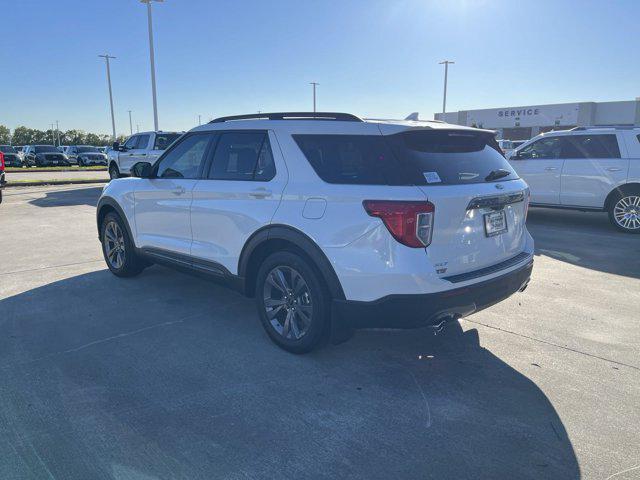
[0, 125, 10, 144]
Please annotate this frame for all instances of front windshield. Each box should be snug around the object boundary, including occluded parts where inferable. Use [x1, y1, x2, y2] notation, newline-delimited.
[34, 146, 59, 153]
[77, 146, 100, 153]
[0, 146, 16, 153]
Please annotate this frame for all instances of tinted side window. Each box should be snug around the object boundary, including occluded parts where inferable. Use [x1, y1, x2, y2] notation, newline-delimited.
[517, 137, 563, 159]
[136, 134, 150, 150]
[293, 134, 407, 185]
[156, 133, 213, 179]
[208, 132, 275, 181]
[567, 134, 620, 159]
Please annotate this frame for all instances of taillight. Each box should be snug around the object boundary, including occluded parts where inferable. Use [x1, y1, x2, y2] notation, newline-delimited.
[0, 151, 4, 171]
[524, 188, 530, 222]
[363, 200, 435, 248]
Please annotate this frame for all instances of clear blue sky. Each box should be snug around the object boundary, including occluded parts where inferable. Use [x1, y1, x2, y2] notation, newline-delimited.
[1, 0, 638, 136]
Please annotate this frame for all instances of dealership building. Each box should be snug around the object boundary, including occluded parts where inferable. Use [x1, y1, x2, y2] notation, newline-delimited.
[434, 99, 640, 140]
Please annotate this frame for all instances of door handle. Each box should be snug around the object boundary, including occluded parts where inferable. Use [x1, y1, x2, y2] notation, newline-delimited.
[248, 188, 272, 198]
[606, 167, 622, 172]
[544, 167, 557, 171]
[172, 186, 186, 195]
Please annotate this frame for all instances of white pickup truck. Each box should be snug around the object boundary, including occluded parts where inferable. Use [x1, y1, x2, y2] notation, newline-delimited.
[108, 131, 182, 179]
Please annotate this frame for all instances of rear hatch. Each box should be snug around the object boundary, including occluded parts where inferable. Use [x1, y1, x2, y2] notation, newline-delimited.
[380, 125, 529, 278]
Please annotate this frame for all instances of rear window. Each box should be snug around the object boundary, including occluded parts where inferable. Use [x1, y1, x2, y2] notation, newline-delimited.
[565, 134, 620, 159]
[387, 130, 519, 185]
[154, 133, 181, 150]
[293, 130, 518, 186]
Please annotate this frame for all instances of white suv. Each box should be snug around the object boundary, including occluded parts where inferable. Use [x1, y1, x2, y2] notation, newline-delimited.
[108, 131, 182, 179]
[97, 112, 534, 353]
[508, 127, 640, 233]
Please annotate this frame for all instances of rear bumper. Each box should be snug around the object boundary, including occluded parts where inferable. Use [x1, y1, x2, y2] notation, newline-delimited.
[332, 257, 533, 329]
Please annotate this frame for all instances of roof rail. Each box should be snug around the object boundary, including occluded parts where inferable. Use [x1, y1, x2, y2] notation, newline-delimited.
[209, 112, 363, 123]
[570, 125, 638, 131]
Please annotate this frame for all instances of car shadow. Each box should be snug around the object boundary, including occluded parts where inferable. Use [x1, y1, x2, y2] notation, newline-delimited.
[527, 207, 640, 279]
[0, 266, 580, 479]
[28, 186, 103, 208]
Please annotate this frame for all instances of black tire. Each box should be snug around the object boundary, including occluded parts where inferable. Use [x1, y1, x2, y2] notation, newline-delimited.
[608, 190, 640, 234]
[255, 251, 330, 354]
[100, 212, 147, 277]
[77, 159, 83, 167]
[109, 163, 120, 180]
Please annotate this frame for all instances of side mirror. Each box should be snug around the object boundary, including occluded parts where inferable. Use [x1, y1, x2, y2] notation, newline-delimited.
[131, 161, 153, 178]
[112, 141, 120, 151]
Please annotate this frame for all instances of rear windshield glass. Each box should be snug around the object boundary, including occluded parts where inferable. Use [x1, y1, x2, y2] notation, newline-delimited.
[293, 130, 519, 185]
[34, 146, 59, 153]
[0, 146, 16, 153]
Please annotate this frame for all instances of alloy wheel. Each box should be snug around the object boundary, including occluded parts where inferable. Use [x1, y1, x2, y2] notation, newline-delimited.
[262, 266, 313, 340]
[104, 221, 126, 269]
[613, 195, 640, 231]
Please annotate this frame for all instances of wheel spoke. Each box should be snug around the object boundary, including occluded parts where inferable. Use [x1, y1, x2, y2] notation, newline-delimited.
[267, 271, 286, 293]
[275, 268, 290, 292]
[265, 298, 286, 308]
[267, 304, 284, 320]
[282, 310, 293, 338]
[290, 312, 302, 339]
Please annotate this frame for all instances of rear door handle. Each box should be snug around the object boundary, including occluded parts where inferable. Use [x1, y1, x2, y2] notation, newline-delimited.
[248, 188, 272, 198]
[172, 186, 186, 195]
[606, 167, 622, 172]
[544, 167, 557, 171]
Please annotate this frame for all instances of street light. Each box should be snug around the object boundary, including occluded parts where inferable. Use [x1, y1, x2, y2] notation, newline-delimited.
[438, 60, 454, 114]
[55, 120, 60, 146]
[50, 123, 55, 145]
[128, 110, 133, 135]
[141, 0, 162, 131]
[310, 82, 319, 113]
[98, 54, 117, 141]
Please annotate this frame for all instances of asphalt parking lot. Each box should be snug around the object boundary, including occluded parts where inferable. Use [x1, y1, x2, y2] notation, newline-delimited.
[1, 184, 638, 480]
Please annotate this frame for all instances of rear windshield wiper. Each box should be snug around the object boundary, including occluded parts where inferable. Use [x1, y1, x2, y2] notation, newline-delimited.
[485, 169, 511, 182]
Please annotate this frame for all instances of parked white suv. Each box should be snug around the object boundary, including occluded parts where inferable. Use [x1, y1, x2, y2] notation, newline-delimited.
[108, 131, 182, 179]
[508, 127, 640, 232]
[97, 112, 534, 352]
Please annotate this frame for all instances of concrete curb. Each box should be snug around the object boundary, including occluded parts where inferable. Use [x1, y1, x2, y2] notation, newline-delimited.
[5, 179, 109, 188]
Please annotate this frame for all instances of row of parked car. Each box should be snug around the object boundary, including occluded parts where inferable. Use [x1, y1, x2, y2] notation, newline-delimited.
[0, 144, 109, 167]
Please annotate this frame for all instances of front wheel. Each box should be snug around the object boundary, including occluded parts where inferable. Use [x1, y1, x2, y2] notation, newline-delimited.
[109, 163, 120, 180]
[100, 212, 147, 277]
[255, 251, 330, 353]
[608, 192, 640, 233]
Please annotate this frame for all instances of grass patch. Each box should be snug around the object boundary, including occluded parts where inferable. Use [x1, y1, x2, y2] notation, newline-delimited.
[6, 166, 107, 172]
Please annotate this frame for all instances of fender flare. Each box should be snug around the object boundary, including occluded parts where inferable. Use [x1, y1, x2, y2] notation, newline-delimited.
[238, 224, 345, 300]
[96, 196, 134, 244]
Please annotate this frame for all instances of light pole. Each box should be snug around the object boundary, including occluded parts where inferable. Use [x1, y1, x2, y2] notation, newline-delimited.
[141, 0, 162, 131]
[198, 114, 201, 125]
[136, 124, 140, 133]
[55, 120, 60, 146]
[310, 82, 319, 113]
[128, 110, 133, 135]
[439, 60, 454, 114]
[50, 123, 55, 145]
[98, 54, 117, 141]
